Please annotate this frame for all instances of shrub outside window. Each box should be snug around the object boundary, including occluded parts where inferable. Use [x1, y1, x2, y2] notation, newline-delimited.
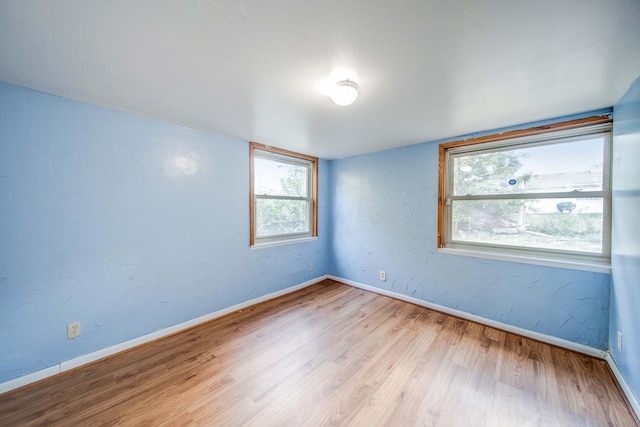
[438, 117, 612, 267]
[250, 142, 318, 246]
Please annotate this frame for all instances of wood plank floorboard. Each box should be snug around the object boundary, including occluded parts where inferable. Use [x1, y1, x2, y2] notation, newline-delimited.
[0, 279, 637, 426]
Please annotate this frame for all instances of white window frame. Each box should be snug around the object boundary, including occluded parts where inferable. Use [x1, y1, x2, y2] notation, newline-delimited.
[437, 116, 612, 273]
[250, 142, 318, 247]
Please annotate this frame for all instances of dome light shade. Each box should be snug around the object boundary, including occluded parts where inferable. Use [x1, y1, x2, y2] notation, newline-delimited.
[330, 80, 359, 106]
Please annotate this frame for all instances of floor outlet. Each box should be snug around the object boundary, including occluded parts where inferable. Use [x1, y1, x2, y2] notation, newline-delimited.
[379, 270, 386, 281]
[68, 321, 81, 339]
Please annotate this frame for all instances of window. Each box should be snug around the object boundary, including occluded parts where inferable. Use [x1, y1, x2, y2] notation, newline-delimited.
[438, 116, 612, 269]
[250, 142, 318, 246]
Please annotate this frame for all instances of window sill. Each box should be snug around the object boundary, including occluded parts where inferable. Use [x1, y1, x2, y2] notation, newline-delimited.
[438, 247, 611, 274]
[251, 236, 318, 250]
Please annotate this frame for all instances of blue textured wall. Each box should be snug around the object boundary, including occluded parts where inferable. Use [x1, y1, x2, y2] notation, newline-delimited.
[611, 75, 640, 403]
[0, 80, 618, 386]
[328, 113, 611, 349]
[0, 83, 329, 383]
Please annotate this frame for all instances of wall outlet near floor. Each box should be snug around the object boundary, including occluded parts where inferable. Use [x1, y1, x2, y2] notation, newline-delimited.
[617, 331, 623, 353]
[68, 321, 81, 339]
[379, 270, 386, 281]
[309, 263, 314, 272]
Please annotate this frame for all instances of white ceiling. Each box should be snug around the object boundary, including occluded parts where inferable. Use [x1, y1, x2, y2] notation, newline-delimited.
[1, 1, 639, 159]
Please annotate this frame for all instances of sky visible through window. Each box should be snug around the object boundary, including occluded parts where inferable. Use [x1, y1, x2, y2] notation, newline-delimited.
[517, 135, 603, 174]
[254, 157, 307, 197]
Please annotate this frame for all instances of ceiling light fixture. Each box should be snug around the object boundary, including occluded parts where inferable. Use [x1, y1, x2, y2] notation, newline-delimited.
[330, 80, 359, 106]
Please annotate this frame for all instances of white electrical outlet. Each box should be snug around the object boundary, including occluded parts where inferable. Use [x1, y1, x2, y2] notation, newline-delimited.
[379, 270, 386, 281]
[309, 263, 314, 272]
[617, 331, 623, 353]
[68, 321, 81, 339]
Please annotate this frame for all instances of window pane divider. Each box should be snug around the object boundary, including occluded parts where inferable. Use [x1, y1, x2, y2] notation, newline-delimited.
[450, 191, 605, 201]
[255, 194, 309, 201]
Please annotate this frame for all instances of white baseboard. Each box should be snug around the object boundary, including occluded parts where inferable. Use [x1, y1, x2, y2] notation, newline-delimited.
[0, 275, 328, 395]
[0, 366, 60, 395]
[329, 275, 607, 359]
[606, 353, 640, 420]
[6, 272, 632, 417]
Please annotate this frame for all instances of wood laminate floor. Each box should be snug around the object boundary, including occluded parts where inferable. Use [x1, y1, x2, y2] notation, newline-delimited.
[0, 279, 637, 426]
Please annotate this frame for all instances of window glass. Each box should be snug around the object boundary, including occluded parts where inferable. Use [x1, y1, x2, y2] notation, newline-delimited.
[254, 157, 308, 198]
[439, 118, 612, 266]
[451, 198, 604, 253]
[452, 135, 604, 196]
[255, 199, 309, 237]
[250, 143, 318, 246]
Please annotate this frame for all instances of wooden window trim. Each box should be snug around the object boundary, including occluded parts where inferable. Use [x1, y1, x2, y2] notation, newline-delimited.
[437, 115, 612, 248]
[250, 142, 318, 246]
